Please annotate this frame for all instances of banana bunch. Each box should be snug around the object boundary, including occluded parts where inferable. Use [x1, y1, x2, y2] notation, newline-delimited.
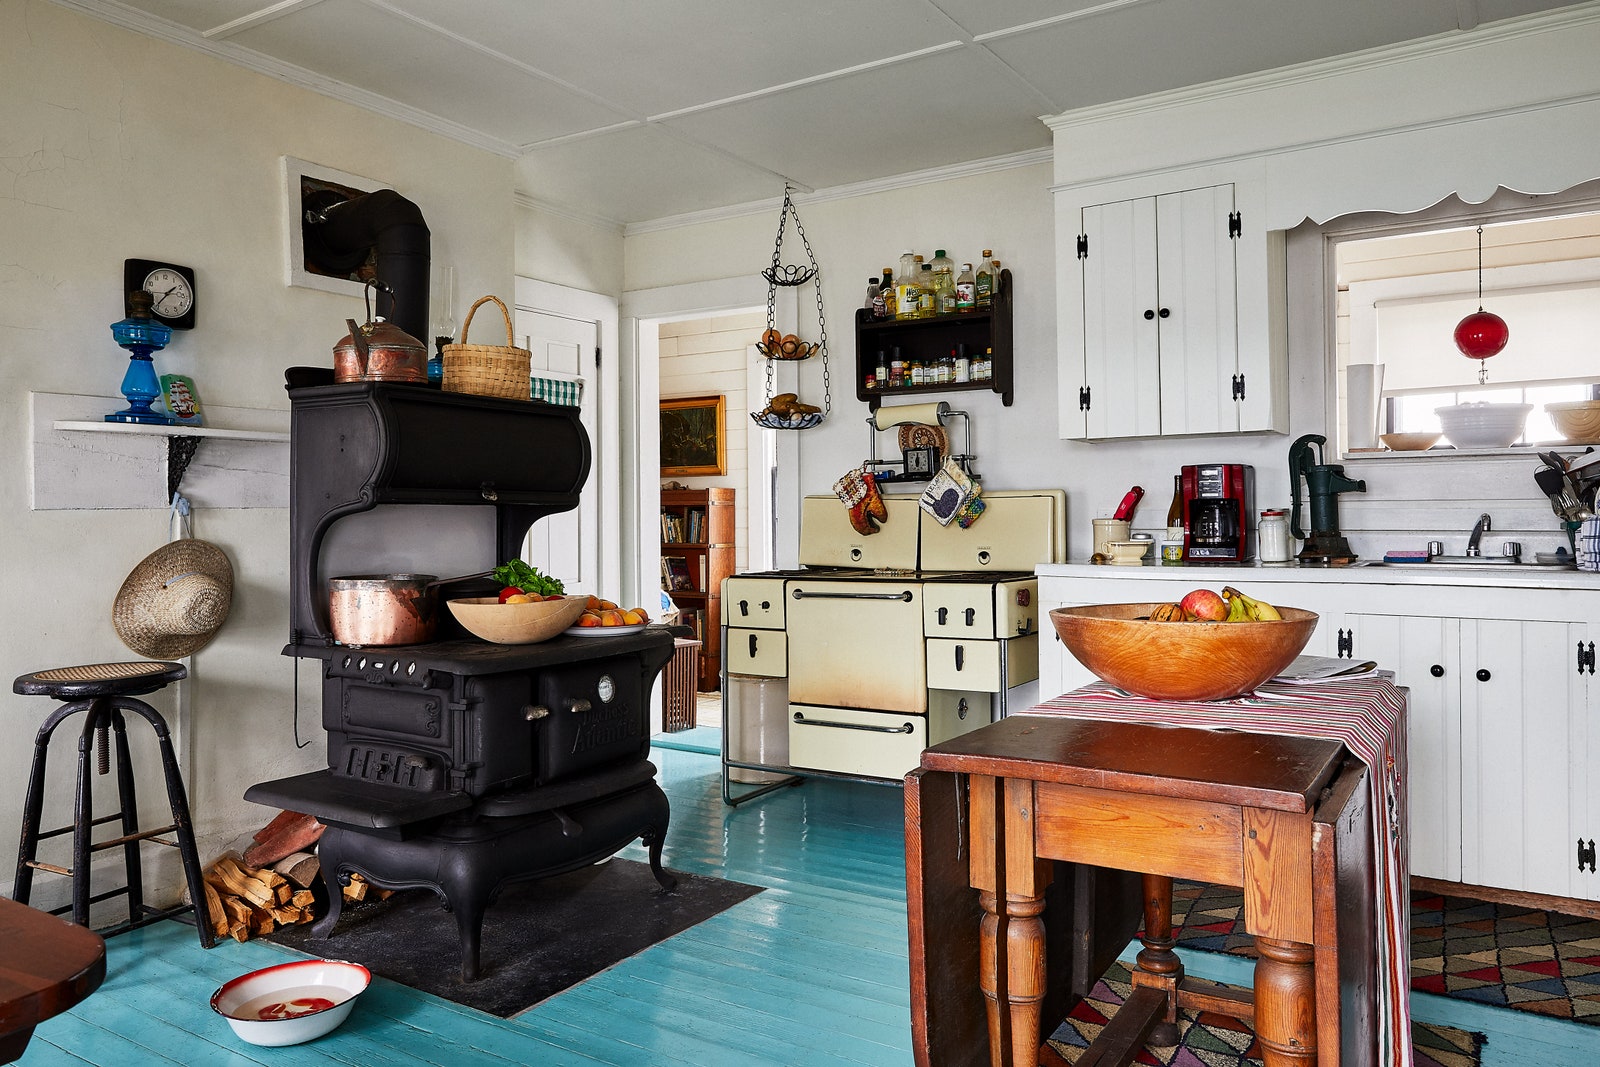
[1221, 586, 1282, 621]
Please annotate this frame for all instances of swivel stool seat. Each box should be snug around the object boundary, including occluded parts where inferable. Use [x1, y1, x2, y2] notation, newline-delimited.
[12, 660, 213, 948]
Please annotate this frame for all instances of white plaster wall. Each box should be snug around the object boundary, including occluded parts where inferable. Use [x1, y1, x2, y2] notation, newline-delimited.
[0, 0, 515, 909]
[515, 202, 625, 297]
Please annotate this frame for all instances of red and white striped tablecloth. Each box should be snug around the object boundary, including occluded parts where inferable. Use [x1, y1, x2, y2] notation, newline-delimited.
[1023, 677, 1412, 1067]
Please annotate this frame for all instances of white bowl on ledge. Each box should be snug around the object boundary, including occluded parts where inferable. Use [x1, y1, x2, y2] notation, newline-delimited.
[1435, 402, 1532, 449]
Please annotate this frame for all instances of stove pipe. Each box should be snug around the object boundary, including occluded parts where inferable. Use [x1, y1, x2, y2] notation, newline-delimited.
[306, 189, 431, 344]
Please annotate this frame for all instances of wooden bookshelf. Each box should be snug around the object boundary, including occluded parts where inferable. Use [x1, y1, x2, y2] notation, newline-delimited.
[660, 487, 735, 691]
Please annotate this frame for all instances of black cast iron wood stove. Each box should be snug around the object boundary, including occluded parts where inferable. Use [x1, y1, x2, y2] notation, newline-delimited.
[245, 381, 678, 980]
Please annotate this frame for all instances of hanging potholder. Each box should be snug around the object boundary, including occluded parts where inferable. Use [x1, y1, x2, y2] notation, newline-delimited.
[920, 458, 974, 527]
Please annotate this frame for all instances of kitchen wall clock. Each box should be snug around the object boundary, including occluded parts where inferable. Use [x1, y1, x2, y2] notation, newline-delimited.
[124, 259, 196, 329]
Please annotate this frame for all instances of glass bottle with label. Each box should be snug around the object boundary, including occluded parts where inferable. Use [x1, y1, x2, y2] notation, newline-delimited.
[955, 263, 975, 311]
[954, 344, 970, 383]
[1165, 475, 1184, 541]
[878, 268, 896, 318]
[975, 251, 995, 308]
[864, 276, 880, 314]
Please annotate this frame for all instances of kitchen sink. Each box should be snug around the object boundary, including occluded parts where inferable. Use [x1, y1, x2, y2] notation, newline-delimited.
[1352, 557, 1574, 571]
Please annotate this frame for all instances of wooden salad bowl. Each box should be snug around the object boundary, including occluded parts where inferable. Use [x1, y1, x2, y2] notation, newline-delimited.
[1049, 603, 1319, 702]
[447, 596, 587, 644]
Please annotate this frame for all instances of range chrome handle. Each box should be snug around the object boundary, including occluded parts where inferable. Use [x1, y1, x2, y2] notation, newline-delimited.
[791, 588, 913, 602]
[791, 711, 914, 734]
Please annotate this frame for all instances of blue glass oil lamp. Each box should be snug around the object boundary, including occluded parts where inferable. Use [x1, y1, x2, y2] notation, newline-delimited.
[107, 290, 175, 424]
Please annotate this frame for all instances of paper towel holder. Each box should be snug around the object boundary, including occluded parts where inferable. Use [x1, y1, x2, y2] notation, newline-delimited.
[863, 400, 974, 483]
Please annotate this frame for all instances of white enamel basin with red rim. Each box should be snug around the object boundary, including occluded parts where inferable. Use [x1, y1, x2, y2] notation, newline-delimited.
[210, 958, 370, 1046]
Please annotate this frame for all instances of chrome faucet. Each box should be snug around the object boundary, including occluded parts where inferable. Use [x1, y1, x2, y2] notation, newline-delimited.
[1466, 513, 1492, 556]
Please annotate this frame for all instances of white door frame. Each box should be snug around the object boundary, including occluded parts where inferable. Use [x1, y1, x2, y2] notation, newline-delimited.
[619, 276, 798, 619]
[514, 276, 620, 596]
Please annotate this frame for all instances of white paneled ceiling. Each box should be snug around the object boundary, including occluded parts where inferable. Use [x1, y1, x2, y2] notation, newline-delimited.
[68, 0, 1586, 226]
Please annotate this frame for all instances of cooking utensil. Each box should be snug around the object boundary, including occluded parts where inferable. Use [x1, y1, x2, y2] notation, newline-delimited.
[332, 280, 428, 384]
[327, 570, 495, 646]
[1111, 485, 1144, 521]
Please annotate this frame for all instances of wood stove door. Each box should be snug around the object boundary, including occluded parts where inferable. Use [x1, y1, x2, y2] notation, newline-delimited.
[534, 659, 649, 783]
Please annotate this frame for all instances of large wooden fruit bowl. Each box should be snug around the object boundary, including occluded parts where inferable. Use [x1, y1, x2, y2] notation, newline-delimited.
[1049, 603, 1319, 702]
[447, 596, 587, 644]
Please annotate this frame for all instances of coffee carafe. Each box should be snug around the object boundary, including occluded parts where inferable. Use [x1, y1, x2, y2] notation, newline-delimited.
[1288, 433, 1367, 564]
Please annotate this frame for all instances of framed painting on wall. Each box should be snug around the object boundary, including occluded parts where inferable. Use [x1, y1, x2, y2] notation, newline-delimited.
[660, 394, 726, 477]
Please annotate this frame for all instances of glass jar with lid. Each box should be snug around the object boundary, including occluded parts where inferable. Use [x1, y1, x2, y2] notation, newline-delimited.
[1258, 509, 1293, 563]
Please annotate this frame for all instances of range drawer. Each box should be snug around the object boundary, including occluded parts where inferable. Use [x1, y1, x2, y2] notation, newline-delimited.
[928, 688, 991, 744]
[925, 634, 1039, 692]
[787, 704, 927, 781]
[725, 627, 787, 677]
[923, 579, 1038, 638]
[721, 577, 787, 629]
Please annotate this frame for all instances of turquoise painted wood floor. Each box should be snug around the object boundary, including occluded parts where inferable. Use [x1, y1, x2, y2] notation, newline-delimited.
[18, 739, 1600, 1066]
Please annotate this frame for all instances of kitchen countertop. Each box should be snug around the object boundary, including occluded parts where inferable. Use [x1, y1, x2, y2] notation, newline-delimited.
[1036, 558, 1598, 590]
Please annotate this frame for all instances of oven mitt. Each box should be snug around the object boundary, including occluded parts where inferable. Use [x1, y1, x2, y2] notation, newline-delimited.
[919, 458, 973, 527]
[833, 467, 885, 536]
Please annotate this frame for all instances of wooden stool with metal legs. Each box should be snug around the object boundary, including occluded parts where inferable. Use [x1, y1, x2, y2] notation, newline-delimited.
[12, 661, 214, 949]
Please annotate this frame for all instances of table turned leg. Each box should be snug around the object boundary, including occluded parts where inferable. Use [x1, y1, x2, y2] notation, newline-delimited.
[978, 888, 1049, 1067]
[1131, 873, 1183, 1046]
[1254, 937, 1318, 1066]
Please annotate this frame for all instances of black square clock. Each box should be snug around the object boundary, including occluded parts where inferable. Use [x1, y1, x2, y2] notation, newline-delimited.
[124, 259, 196, 329]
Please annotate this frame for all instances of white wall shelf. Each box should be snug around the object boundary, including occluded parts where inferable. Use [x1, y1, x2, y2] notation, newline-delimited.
[31, 392, 290, 511]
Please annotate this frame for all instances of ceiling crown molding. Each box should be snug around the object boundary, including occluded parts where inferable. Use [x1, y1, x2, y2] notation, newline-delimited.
[47, 0, 521, 158]
[513, 193, 625, 234]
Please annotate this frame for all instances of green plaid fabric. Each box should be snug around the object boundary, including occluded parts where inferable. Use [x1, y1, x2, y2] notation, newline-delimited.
[530, 375, 583, 406]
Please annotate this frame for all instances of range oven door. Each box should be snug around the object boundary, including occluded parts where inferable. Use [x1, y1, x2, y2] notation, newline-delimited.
[786, 579, 926, 713]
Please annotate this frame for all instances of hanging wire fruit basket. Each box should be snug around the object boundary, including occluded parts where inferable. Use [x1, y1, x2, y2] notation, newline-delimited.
[755, 184, 830, 429]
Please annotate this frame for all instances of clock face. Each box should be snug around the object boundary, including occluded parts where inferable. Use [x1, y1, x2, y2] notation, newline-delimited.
[144, 268, 194, 318]
[123, 259, 196, 329]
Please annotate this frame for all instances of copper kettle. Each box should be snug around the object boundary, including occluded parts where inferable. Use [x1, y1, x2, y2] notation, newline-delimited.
[333, 279, 428, 384]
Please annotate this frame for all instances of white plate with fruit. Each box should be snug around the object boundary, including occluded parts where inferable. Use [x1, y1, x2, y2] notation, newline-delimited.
[564, 596, 652, 636]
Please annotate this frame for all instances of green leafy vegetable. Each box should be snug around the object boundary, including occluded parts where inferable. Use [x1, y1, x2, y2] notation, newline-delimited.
[492, 560, 565, 596]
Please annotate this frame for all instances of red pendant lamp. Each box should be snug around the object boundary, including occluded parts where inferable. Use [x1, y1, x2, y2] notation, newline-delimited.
[1453, 225, 1508, 383]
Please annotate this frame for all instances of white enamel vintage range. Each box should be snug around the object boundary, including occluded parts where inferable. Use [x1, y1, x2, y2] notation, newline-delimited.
[720, 490, 1066, 800]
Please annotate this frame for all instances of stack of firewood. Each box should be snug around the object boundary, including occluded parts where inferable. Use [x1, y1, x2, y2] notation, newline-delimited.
[192, 810, 395, 943]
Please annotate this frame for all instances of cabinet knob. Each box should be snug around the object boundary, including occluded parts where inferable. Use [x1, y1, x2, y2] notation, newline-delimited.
[1476, 668, 1491, 682]
[1144, 309, 1155, 320]
[1159, 307, 1170, 318]
[1430, 664, 1444, 677]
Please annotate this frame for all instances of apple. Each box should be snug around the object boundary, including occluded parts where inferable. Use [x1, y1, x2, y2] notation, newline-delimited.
[1179, 588, 1227, 622]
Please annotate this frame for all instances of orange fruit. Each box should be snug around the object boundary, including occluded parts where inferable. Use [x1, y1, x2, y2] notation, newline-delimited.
[621, 608, 644, 625]
[577, 612, 602, 627]
[599, 609, 626, 627]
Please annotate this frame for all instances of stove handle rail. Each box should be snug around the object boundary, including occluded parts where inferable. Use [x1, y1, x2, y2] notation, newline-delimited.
[791, 711, 915, 735]
[790, 588, 914, 602]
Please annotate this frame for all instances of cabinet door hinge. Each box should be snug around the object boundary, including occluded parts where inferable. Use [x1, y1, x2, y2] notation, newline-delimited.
[1228, 211, 1242, 239]
[1336, 628, 1353, 658]
[594, 345, 602, 369]
[1579, 838, 1597, 873]
[1579, 641, 1596, 675]
[1076, 234, 1089, 259]
[1231, 373, 1246, 401]
[1078, 386, 1091, 412]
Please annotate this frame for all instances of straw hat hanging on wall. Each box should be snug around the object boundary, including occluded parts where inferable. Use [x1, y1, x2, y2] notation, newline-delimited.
[113, 539, 235, 659]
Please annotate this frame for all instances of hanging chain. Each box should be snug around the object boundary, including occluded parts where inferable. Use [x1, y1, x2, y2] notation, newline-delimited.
[1475, 225, 1489, 385]
[759, 184, 830, 418]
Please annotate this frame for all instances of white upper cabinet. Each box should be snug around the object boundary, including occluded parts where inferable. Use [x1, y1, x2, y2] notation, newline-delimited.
[1061, 178, 1287, 441]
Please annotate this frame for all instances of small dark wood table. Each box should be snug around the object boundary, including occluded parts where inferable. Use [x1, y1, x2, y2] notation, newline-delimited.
[0, 897, 106, 1063]
[907, 715, 1377, 1067]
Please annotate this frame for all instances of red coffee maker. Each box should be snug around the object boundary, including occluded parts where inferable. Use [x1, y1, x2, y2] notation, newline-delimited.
[1179, 464, 1254, 563]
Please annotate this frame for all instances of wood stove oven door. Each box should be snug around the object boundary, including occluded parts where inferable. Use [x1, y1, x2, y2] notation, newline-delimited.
[533, 659, 649, 783]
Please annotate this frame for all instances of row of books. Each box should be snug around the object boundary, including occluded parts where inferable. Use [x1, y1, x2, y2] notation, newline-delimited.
[661, 554, 706, 592]
[661, 508, 708, 545]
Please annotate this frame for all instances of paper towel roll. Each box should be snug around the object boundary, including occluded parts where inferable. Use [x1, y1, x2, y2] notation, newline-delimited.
[1346, 363, 1384, 450]
[873, 401, 948, 429]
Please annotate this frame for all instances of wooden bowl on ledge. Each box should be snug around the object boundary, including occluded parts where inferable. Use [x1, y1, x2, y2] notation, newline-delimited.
[447, 596, 587, 644]
[1048, 603, 1319, 702]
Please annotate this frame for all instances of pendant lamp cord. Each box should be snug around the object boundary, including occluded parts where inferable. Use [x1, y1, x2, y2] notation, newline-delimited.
[1475, 226, 1485, 311]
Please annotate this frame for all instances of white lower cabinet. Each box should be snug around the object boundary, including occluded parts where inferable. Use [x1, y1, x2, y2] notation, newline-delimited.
[1037, 569, 1600, 905]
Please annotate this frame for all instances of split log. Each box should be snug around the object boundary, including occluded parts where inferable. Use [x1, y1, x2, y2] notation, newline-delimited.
[195, 853, 318, 943]
[243, 811, 326, 869]
[272, 851, 322, 890]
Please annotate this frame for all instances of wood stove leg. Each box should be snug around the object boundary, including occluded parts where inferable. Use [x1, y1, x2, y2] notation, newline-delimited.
[642, 826, 676, 891]
[1253, 937, 1318, 1067]
[1132, 873, 1182, 1046]
[453, 896, 485, 983]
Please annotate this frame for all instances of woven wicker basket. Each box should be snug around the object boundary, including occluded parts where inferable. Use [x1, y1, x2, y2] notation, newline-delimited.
[442, 295, 530, 400]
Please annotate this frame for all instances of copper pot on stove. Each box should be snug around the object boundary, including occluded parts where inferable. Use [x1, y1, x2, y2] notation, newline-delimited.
[333, 279, 428, 384]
